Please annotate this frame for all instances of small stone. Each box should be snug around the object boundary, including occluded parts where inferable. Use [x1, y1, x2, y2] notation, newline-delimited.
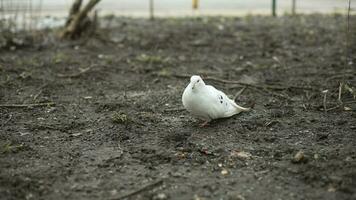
[110, 189, 118, 196]
[328, 186, 336, 192]
[231, 151, 252, 160]
[194, 194, 203, 200]
[19, 132, 31, 136]
[292, 150, 308, 164]
[314, 154, 319, 160]
[178, 55, 186, 61]
[345, 156, 352, 162]
[71, 132, 82, 137]
[344, 106, 352, 111]
[46, 107, 56, 113]
[217, 24, 224, 30]
[221, 169, 229, 175]
[153, 193, 167, 200]
[228, 192, 246, 200]
[25, 193, 33, 200]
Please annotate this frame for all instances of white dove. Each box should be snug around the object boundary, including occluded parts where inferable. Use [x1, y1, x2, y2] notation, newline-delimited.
[182, 75, 250, 126]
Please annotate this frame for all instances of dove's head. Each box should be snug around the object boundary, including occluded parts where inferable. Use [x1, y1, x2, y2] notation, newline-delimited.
[190, 75, 205, 90]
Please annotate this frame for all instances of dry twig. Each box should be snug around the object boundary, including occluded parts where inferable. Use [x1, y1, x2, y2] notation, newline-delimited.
[172, 74, 317, 91]
[326, 72, 356, 82]
[322, 90, 328, 113]
[234, 87, 246, 101]
[338, 82, 343, 105]
[164, 108, 186, 112]
[112, 179, 164, 200]
[57, 65, 95, 78]
[33, 83, 48, 100]
[0, 102, 55, 108]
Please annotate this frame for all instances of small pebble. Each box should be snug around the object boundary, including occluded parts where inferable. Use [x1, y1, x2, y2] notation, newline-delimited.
[221, 169, 229, 175]
[110, 189, 118, 196]
[344, 106, 352, 111]
[230, 151, 252, 160]
[292, 150, 308, 164]
[345, 156, 352, 162]
[314, 154, 319, 160]
[328, 186, 336, 192]
[153, 193, 167, 200]
[71, 132, 82, 137]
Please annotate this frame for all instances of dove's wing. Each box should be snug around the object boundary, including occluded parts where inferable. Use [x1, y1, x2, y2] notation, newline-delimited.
[205, 85, 250, 119]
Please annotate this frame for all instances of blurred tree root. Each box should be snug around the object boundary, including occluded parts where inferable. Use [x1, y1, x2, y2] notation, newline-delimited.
[60, 0, 100, 39]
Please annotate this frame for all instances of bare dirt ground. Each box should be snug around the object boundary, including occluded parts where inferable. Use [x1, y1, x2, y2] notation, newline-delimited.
[0, 15, 356, 200]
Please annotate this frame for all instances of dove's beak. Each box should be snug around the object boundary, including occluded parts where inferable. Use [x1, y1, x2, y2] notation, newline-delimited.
[191, 82, 196, 90]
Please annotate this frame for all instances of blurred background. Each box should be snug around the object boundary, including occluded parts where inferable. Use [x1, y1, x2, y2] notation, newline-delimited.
[1, 1, 356, 200]
[0, 0, 352, 30]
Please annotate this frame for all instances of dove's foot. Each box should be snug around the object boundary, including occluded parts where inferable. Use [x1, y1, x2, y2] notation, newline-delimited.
[199, 121, 210, 127]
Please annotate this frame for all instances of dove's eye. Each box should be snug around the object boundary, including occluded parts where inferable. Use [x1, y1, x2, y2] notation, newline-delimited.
[197, 80, 200, 82]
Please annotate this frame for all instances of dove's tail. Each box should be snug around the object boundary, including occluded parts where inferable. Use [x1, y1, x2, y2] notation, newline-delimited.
[223, 99, 251, 118]
[230, 99, 251, 112]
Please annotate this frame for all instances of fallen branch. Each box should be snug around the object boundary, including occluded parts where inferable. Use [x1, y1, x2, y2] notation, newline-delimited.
[262, 88, 293, 101]
[234, 87, 246, 101]
[248, 86, 293, 101]
[172, 74, 317, 91]
[57, 65, 95, 78]
[338, 82, 343, 105]
[164, 108, 186, 112]
[112, 179, 164, 200]
[326, 72, 356, 82]
[33, 83, 48, 100]
[322, 90, 328, 113]
[0, 102, 55, 108]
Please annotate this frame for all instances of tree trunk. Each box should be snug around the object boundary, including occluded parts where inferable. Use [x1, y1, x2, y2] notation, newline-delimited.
[60, 0, 100, 39]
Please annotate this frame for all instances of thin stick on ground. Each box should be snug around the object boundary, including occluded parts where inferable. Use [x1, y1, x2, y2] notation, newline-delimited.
[172, 74, 318, 91]
[164, 108, 186, 112]
[57, 65, 95, 78]
[112, 179, 164, 200]
[0, 102, 55, 108]
[338, 82, 343, 105]
[174, 74, 295, 100]
[322, 90, 328, 113]
[326, 71, 356, 82]
[33, 83, 48, 100]
[234, 87, 246, 101]
[322, 100, 356, 112]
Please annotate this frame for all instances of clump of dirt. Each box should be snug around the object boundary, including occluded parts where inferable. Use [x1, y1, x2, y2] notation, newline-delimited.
[0, 14, 355, 200]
